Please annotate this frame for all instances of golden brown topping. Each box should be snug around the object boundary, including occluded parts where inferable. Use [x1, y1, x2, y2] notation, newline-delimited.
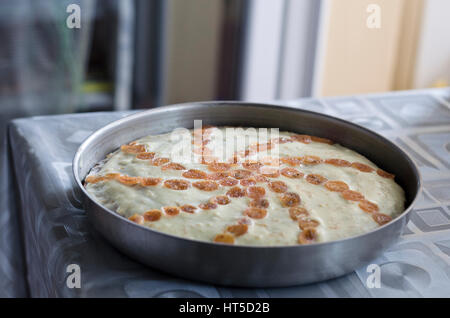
[163, 206, 180, 216]
[219, 177, 239, 187]
[143, 210, 162, 221]
[85, 173, 120, 184]
[214, 233, 234, 244]
[212, 195, 231, 205]
[260, 167, 280, 178]
[341, 190, 365, 201]
[324, 180, 349, 192]
[200, 155, 218, 164]
[128, 214, 144, 224]
[280, 157, 303, 166]
[193, 146, 212, 156]
[194, 124, 215, 133]
[226, 224, 248, 237]
[182, 169, 208, 179]
[280, 167, 304, 179]
[239, 149, 256, 158]
[117, 175, 141, 186]
[280, 192, 301, 207]
[306, 174, 328, 185]
[242, 161, 263, 171]
[254, 175, 269, 183]
[247, 144, 259, 153]
[244, 207, 267, 219]
[140, 177, 162, 186]
[372, 212, 392, 225]
[180, 205, 197, 213]
[192, 136, 209, 146]
[199, 202, 218, 210]
[207, 172, 230, 180]
[228, 154, 240, 164]
[192, 146, 205, 155]
[151, 157, 170, 166]
[289, 207, 309, 220]
[268, 181, 288, 193]
[161, 162, 186, 170]
[324, 158, 351, 167]
[85, 175, 106, 184]
[193, 180, 219, 191]
[237, 217, 252, 225]
[351, 162, 374, 173]
[249, 198, 270, 209]
[291, 134, 312, 144]
[105, 173, 121, 179]
[163, 179, 190, 190]
[231, 169, 252, 180]
[298, 228, 317, 244]
[193, 127, 212, 140]
[272, 137, 293, 144]
[240, 178, 257, 187]
[247, 186, 266, 199]
[249, 142, 273, 153]
[260, 156, 280, 166]
[274, 136, 293, 144]
[226, 186, 246, 198]
[298, 218, 320, 230]
[121, 144, 146, 154]
[311, 136, 333, 144]
[136, 152, 156, 160]
[358, 200, 379, 213]
[377, 169, 395, 179]
[301, 155, 322, 165]
[263, 142, 275, 151]
[207, 162, 232, 172]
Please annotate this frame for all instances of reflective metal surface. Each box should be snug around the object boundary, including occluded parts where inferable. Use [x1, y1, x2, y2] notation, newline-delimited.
[73, 102, 421, 287]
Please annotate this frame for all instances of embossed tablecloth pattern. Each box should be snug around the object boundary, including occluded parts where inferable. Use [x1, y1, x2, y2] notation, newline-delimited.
[4, 89, 450, 297]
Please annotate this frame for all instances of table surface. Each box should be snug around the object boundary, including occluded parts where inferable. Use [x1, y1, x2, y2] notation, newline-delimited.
[4, 88, 450, 297]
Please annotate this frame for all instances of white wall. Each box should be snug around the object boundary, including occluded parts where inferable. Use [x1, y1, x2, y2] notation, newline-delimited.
[240, 0, 285, 101]
[414, 0, 450, 88]
[278, 0, 321, 99]
[241, 0, 322, 101]
[163, 0, 223, 104]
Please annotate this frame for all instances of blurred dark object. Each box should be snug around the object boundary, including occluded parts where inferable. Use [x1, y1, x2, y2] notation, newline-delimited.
[216, 0, 249, 100]
[81, 0, 117, 112]
[0, 0, 95, 116]
[132, 0, 249, 108]
[132, 0, 164, 109]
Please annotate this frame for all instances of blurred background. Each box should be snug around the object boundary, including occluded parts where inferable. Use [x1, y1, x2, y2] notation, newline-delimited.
[0, 0, 449, 119]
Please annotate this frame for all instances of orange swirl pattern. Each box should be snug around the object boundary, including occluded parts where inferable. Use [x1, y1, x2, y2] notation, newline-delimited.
[85, 127, 395, 245]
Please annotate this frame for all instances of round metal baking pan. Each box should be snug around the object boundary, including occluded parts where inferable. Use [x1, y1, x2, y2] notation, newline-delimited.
[73, 101, 421, 287]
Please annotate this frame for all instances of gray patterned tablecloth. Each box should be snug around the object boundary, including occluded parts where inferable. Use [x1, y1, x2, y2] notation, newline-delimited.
[5, 88, 450, 297]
